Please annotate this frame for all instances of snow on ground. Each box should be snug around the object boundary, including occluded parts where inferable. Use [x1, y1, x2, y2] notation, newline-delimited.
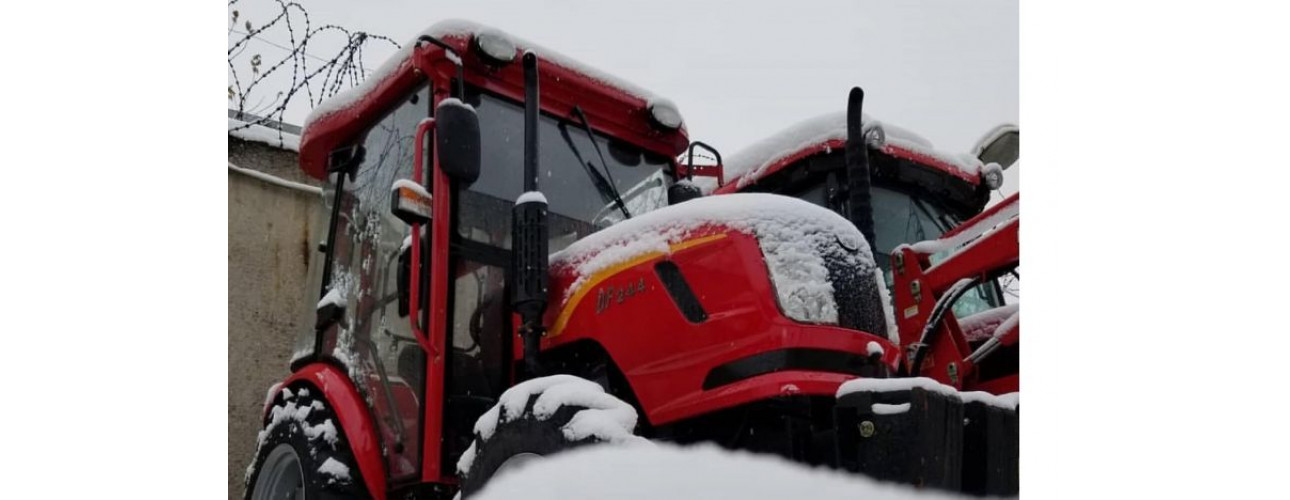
[473, 442, 968, 500]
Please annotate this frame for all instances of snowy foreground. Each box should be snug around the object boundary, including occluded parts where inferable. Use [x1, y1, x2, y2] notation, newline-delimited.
[473, 442, 969, 500]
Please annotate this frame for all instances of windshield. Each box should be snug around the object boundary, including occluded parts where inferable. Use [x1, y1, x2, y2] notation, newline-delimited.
[455, 88, 672, 253]
[793, 182, 1003, 317]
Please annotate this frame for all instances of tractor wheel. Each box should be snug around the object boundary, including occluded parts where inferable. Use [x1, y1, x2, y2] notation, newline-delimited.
[244, 385, 370, 500]
[456, 375, 646, 498]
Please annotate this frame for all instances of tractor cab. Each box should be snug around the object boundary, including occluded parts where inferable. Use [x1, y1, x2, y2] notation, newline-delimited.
[709, 109, 1017, 320]
[278, 20, 704, 497]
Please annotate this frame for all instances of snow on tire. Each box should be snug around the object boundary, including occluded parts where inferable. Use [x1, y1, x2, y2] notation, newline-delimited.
[244, 385, 370, 500]
[456, 375, 648, 498]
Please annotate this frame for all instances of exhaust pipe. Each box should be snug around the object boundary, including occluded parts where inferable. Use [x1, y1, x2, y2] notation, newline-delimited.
[845, 87, 878, 259]
[511, 51, 550, 378]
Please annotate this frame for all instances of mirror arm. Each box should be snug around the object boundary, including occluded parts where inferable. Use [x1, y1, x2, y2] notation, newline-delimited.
[408, 117, 438, 356]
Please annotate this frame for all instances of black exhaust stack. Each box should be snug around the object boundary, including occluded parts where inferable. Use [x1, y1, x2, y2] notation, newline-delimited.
[511, 51, 549, 378]
[845, 87, 878, 259]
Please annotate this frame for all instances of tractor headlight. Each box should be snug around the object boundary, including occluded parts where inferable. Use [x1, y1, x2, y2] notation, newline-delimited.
[758, 234, 841, 325]
[473, 30, 517, 65]
[757, 224, 883, 334]
[648, 99, 683, 130]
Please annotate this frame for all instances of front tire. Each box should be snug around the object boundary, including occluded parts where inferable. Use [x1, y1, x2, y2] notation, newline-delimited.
[456, 375, 645, 498]
[244, 385, 370, 500]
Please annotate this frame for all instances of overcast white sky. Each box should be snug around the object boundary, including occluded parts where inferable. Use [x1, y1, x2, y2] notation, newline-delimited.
[230, 0, 1016, 155]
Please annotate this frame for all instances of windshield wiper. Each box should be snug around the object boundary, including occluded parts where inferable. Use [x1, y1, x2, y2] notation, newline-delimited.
[571, 106, 631, 220]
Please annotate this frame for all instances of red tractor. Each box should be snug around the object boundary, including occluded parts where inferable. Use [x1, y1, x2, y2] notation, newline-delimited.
[707, 88, 1020, 394]
[244, 20, 1018, 500]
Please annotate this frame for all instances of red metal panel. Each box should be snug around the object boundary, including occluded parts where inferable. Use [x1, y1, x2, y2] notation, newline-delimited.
[420, 104, 454, 483]
[539, 229, 899, 426]
[282, 363, 388, 500]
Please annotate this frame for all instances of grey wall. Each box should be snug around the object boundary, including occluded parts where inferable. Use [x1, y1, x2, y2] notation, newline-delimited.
[227, 137, 321, 499]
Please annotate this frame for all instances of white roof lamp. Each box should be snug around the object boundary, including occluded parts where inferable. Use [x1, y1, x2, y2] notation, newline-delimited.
[972, 124, 1019, 171]
[473, 29, 517, 66]
[648, 98, 683, 131]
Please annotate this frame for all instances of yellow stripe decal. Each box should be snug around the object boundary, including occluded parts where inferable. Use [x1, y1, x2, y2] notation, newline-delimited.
[549, 233, 728, 337]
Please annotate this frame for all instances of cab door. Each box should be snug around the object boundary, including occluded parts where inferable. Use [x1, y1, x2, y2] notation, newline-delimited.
[313, 85, 432, 483]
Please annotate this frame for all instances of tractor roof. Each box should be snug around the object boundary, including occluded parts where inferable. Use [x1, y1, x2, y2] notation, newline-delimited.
[716, 112, 986, 193]
[299, 19, 687, 179]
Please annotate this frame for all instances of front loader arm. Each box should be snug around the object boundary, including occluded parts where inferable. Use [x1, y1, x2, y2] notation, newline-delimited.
[890, 194, 1019, 389]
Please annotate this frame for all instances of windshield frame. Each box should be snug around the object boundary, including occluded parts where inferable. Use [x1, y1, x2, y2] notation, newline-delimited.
[452, 85, 674, 253]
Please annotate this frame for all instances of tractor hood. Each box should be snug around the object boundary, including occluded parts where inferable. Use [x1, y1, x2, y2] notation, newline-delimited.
[546, 193, 889, 337]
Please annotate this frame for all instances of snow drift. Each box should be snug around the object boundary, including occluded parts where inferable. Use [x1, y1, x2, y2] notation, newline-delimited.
[472, 442, 971, 500]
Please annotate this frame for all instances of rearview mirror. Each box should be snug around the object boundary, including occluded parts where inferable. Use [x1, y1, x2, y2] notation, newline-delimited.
[436, 99, 481, 184]
[972, 125, 1019, 169]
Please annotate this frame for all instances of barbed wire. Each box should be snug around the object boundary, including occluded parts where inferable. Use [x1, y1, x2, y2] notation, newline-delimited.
[228, 0, 400, 144]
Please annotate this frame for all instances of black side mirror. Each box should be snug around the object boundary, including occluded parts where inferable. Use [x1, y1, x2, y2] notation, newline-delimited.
[668, 181, 703, 205]
[436, 99, 481, 184]
[327, 144, 365, 180]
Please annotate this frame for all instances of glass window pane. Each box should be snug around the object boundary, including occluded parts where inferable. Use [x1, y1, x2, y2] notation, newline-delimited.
[321, 85, 428, 480]
[458, 88, 671, 253]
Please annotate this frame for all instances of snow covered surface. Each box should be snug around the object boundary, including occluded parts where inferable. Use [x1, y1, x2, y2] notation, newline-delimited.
[910, 197, 1019, 255]
[391, 178, 431, 198]
[838, 377, 1019, 411]
[228, 118, 300, 152]
[459, 375, 646, 476]
[305, 19, 672, 131]
[516, 191, 548, 205]
[836, 377, 959, 398]
[247, 389, 341, 484]
[317, 457, 351, 483]
[550, 193, 876, 324]
[721, 111, 981, 189]
[959, 391, 1020, 410]
[958, 303, 1020, 342]
[991, 311, 1020, 340]
[472, 442, 967, 500]
[316, 286, 347, 310]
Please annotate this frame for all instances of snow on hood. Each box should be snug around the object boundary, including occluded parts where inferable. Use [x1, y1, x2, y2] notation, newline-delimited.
[472, 442, 967, 500]
[305, 19, 672, 131]
[722, 111, 982, 189]
[550, 193, 876, 324]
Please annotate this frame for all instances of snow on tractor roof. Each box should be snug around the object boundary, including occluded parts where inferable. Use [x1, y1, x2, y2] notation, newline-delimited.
[305, 19, 674, 131]
[722, 111, 984, 189]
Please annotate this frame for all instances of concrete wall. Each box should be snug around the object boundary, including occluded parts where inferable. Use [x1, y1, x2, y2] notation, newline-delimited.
[228, 137, 321, 499]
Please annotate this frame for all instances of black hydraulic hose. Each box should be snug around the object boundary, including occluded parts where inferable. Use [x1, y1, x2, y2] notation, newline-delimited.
[909, 277, 980, 376]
